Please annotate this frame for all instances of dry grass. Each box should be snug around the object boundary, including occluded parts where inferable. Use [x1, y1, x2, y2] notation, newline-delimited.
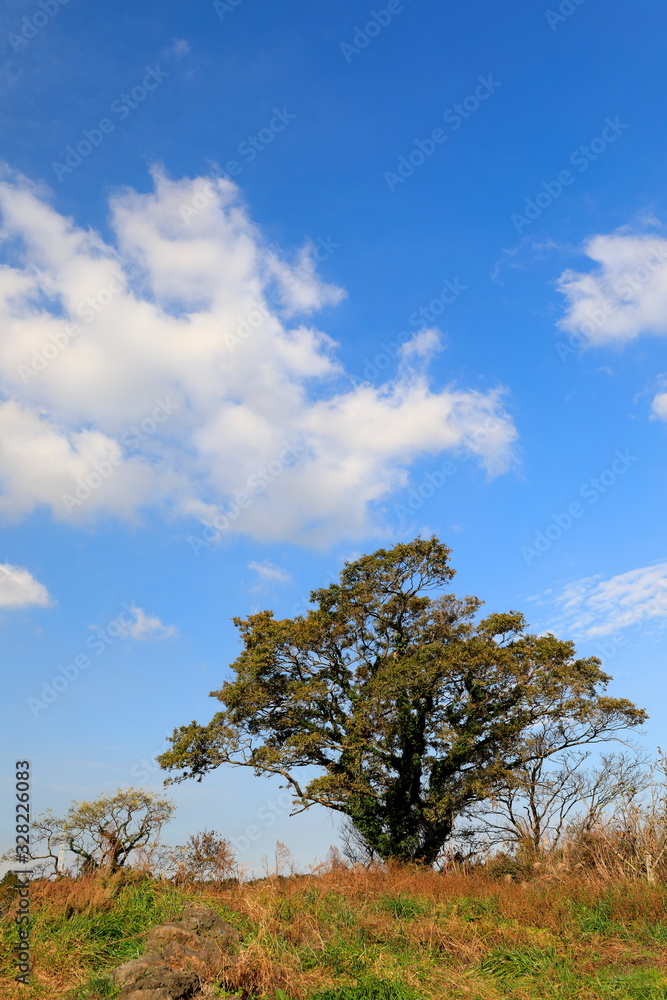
[2, 863, 667, 999]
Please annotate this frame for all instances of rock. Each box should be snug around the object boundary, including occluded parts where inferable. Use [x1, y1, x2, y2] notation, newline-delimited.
[117, 968, 199, 999]
[111, 953, 163, 988]
[145, 906, 240, 974]
[181, 904, 241, 944]
[109, 904, 241, 1000]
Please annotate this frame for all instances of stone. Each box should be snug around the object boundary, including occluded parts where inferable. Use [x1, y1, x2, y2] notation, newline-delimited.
[117, 968, 199, 999]
[145, 906, 240, 973]
[109, 904, 241, 1000]
[111, 953, 163, 988]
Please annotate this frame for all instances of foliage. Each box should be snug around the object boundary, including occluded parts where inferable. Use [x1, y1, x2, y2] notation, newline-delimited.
[3, 862, 667, 999]
[27, 788, 175, 876]
[159, 537, 646, 863]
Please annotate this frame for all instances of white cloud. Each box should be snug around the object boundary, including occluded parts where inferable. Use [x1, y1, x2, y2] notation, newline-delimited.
[118, 606, 178, 640]
[248, 560, 292, 584]
[0, 563, 52, 608]
[0, 166, 517, 545]
[399, 327, 442, 364]
[651, 391, 667, 421]
[557, 232, 667, 346]
[542, 561, 667, 638]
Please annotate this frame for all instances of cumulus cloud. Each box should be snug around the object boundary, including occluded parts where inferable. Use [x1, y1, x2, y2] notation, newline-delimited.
[557, 233, 667, 346]
[542, 562, 667, 638]
[117, 606, 178, 640]
[0, 166, 517, 545]
[0, 563, 52, 608]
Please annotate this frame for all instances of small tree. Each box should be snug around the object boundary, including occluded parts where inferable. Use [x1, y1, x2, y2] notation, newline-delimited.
[170, 829, 235, 883]
[159, 538, 646, 864]
[25, 788, 174, 876]
[474, 748, 648, 858]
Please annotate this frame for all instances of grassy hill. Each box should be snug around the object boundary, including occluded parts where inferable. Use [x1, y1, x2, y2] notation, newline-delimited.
[2, 864, 667, 999]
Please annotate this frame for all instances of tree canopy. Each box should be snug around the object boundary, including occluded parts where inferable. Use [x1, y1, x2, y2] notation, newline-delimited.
[159, 538, 646, 864]
[27, 787, 174, 876]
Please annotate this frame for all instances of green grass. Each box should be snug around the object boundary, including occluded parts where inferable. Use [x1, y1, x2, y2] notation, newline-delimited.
[2, 868, 667, 999]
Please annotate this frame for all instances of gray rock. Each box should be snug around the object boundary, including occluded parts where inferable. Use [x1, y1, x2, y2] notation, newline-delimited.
[110, 904, 241, 999]
[145, 906, 240, 973]
[117, 968, 199, 999]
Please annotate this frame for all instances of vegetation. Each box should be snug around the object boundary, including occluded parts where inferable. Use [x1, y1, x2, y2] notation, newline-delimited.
[2, 540, 660, 996]
[18, 788, 175, 877]
[3, 860, 667, 999]
[159, 538, 646, 864]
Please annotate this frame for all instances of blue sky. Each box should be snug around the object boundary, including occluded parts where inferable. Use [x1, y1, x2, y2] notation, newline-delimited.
[1, 0, 666, 872]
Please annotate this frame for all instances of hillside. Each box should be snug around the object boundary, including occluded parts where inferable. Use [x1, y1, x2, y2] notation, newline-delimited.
[2, 864, 667, 999]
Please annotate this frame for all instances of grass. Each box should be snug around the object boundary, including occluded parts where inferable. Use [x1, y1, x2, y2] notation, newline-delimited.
[2, 865, 667, 999]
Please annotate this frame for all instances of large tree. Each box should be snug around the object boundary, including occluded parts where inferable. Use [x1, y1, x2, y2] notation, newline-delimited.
[159, 538, 646, 864]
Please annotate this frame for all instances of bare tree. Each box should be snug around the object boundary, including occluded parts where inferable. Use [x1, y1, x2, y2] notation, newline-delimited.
[170, 829, 235, 883]
[473, 749, 648, 857]
[564, 751, 667, 881]
[339, 819, 381, 867]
